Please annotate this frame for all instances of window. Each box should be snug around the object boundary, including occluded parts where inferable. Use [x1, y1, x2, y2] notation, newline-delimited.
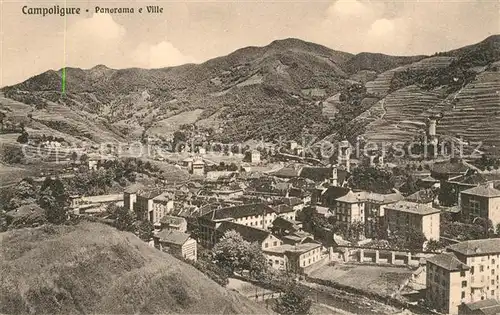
[461, 271, 466, 277]
[462, 281, 467, 288]
[275, 260, 279, 265]
[461, 291, 466, 299]
[265, 243, 269, 248]
[493, 269, 496, 275]
[492, 290, 495, 296]
[471, 266, 475, 274]
[481, 265, 485, 272]
[273, 241, 277, 246]
[470, 199, 480, 215]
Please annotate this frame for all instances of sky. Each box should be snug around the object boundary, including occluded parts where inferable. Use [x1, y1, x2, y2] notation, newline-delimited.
[0, 0, 499, 87]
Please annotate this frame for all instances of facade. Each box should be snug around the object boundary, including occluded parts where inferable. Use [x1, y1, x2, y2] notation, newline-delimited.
[264, 242, 322, 273]
[385, 201, 440, 241]
[364, 192, 404, 238]
[426, 239, 500, 314]
[332, 190, 366, 225]
[191, 158, 205, 176]
[251, 150, 261, 164]
[134, 191, 175, 225]
[460, 183, 500, 231]
[197, 203, 277, 247]
[153, 229, 197, 261]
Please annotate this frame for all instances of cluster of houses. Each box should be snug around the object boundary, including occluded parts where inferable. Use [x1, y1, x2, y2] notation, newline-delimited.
[60, 148, 500, 314]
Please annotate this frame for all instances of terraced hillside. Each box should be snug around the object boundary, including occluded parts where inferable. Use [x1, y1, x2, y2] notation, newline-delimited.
[1, 35, 499, 150]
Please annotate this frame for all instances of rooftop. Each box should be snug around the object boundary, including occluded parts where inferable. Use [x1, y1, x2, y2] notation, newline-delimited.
[159, 215, 186, 226]
[447, 238, 500, 256]
[202, 203, 275, 221]
[385, 201, 440, 215]
[431, 159, 477, 176]
[427, 252, 469, 271]
[263, 242, 321, 255]
[336, 190, 368, 203]
[216, 221, 270, 243]
[461, 299, 500, 315]
[154, 229, 191, 245]
[461, 183, 500, 198]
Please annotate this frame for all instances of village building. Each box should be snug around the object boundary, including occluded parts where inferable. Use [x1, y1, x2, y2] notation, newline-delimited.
[364, 192, 404, 238]
[385, 201, 440, 241]
[197, 203, 277, 247]
[133, 190, 175, 225]
[264, 242, 323, 274]
[153, 229, 197, 261]
[460, 182, 500, 232]
[250, 150, 261, 164]
[159, 215, 188, 232]
[426, 238, 500, 314]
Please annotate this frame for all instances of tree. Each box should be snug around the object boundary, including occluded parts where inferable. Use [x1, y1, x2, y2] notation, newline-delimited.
[2, 146, 24, 164]
[426, 239, 443, 252]
[348, 165, 395, 194]
[213, 230, 268, 277]
[438, 183, 457, 206]
[6, 178, 38, 210]
[387, 224, 427, 251]
[0, 111, 5, 132]
[38, 177, 69, 224]
[106, 204, 135, 232]
[70, 151, 78, 164]
[274, 284, 312, 315]
[17, 131, 29, 144]
[135, 220, 154, 242]
[79, 153, 89, 165]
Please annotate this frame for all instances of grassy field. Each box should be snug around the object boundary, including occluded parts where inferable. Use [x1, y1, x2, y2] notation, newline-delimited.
[0, 222, 272, 314]
[310, 263, 414, 296]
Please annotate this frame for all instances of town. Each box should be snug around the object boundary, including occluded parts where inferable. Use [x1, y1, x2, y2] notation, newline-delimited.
[2, 114, 500, 315]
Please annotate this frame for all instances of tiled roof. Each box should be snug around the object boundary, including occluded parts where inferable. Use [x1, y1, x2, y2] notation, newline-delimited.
[336, 190, 368, 203]
[427, 252, 469, 271]
[365, 192, 404, 204]
[216, 221, 270, 243]
[264, 242, 321, 255]
[273, 204, 294, 214]
[160, 215, 186, 226]
[405, 189, 436, 204]
[385, 201, 440, 215]
[202, 203, 275, 221]
[431, 160, 476, 175]
[461, 184, 500, 198]
[447, 238, 500, 256]
[462, 299, 500, 315]
[155, 229, 191, 245]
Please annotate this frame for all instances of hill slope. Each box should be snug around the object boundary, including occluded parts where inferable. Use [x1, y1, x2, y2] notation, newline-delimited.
[1, 35, 499, 149]
[0, 222, 272, 314]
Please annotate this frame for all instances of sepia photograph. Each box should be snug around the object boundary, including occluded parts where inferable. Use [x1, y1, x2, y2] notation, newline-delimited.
[0, 0, 499, 314]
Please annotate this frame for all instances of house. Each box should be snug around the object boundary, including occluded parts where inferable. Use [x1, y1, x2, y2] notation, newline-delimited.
[264, 242, 322, 273]
[70, 193, 123, 215]
[458, 299, 500, 315]
[385, 201, 440, 241]
[272, 204, 297, 221]
[426, 238, 500, 314]
[216, 221, 283, 250]
[159, 215, 187, 232]
[251, 150, 261, 164]
[364, 192, 404, 238]
[134, 190, 175, 225]
[299, 166, 348, 186]
[191, 158, 205, 176]
[153, 229, 197, 261]
[430, 159, 477, 181]
[197, 203, 277, 247]
[332, 190, 367, 225]
[460, 182, 500, 231]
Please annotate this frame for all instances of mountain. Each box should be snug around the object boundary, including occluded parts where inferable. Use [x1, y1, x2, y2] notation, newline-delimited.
[1, 36, 499, 149]
[0, 222, 272, 314]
